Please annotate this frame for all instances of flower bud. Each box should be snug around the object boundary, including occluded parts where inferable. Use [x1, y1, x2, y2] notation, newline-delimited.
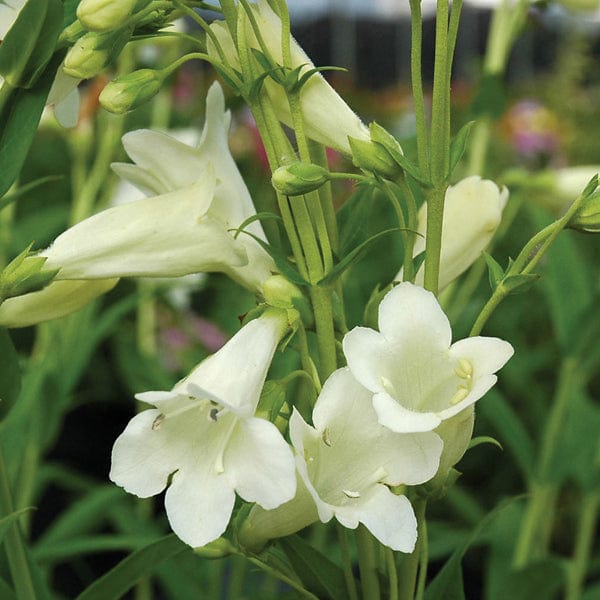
[349, 136, 402, 179]
[99, 69, 163, 114]
[63, 25, 133, 79]
[0, 251, 57, 302]
[271, 162, 330, 196]
[568, 190, 600, 233]
[77, 0, 144, 32]
[262, 274, 302, 308]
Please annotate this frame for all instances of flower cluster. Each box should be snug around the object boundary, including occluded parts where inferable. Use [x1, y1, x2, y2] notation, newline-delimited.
[0, 0, 516, 558]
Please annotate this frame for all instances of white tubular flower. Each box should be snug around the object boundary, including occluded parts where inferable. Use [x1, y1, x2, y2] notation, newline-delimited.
[41, 175, 253, 281]
[208, 0, 370, 156]
[344, 283, 514, 434]
[0, 279, 117, 328]
[110, 81, 275, 292]
[109, 310, 296, 549]
[397, 176, 508, 291]
[288, 369, 442, 552]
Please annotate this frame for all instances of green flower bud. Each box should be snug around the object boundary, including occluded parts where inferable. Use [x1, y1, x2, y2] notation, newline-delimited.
[263, 274, 302, 308]
[569, 190, 600, 233]
[63, 25, 133, 79]
[271, 162, 330, 196]
[349, 136, 402, 179]
[0, 250, 58, 302]
[77, 0, 144, 32]
[99, 69, 163, 114]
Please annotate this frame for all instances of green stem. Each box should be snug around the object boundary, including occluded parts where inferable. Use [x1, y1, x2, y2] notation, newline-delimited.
[423, 184, 447, 296]
[430, 0, 450, 184]
[0, 447, 37, 600]
[337, 524, 360, 600]
[415, 508, 429, 600]
[386, 548, 399, 600]
[309, 285, 337, 381]
[398, 496, 427, 600]
[356, 525, 381, 600]
[566, 492, 600, 600]
[409, 0, 428, 173]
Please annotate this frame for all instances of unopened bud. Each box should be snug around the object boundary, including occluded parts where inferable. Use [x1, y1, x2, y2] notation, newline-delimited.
[569, 190, 600, 233]
[63, 25, 133, 79]
[271, 162, 330, 196]
[77, 0, 145, 32]
[0, 251, 58, 302]
[349, 136, 401, 179]
[99, 69, 163, 113]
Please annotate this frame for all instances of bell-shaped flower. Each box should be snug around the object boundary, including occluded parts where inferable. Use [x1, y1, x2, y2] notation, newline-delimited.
[109, 81, 275, 292]
[343, 282, 514, 434]
[207, 0, 370, 156]
[239, 368, 442, 552]
[0, 279, 118, 328]
[396, 176, 508, 291]
[109, 309, 297, 548]
[290, 368, 442, 551]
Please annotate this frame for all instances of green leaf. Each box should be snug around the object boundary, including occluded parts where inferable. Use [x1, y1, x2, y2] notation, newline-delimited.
[0, 576, 17, 600]
[471, 72, 506, 120]
[447, 121, 475, 180]
[468, 435, 503, 451]
[0, 52, 64, 197]
[76, 535, 188, 600]
[318, 228, 400, 286]
[500, 559, 565, 600]
[34, 487, 125, 553]
[425, 497, 522, 600]
[238, 230, 309, 286]
[0, 328, 21, 420]
[230, 211, 282, 240]
[279, 535, 349, 600]
[477, 390, 534, 478]
[501, 273, 540, 295]
[0, 0, 63, 88]
[483, 252, 505, 290]
[337, 184, 373, 255]
[0, 507, 35, 545]
[0, 175, 63, 212]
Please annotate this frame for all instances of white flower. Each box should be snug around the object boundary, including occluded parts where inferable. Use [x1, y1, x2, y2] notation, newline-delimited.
[343, 282, 514, 434]
[208, 0, 370, 156]
[109, 310, 296, 548]
[288, 368, 442, 552]
[0, 279, 117, 328]
[396, 176, 508, 291]
[109, 81, 275, 292]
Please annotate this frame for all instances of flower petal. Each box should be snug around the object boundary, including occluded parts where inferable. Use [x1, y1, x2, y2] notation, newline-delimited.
[378, 283, 451, 348]
[226, 417, 296, 509]
[336, 486, 418, 552]
[372, 391, 442, 433]
[165, 467, 235, 548]
[342, 326, 390, 393]
[109, 410, 180, 498]
[449, 336, 514, 376]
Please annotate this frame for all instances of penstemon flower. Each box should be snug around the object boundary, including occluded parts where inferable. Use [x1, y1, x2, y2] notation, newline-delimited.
[109, 309, 296, 548]
[239, 368, 442, 552]
[397, 176, 509, 290]
[344, 282, 514, 434]
[40, 82, 275, 294]
[208, 0, 370, 156]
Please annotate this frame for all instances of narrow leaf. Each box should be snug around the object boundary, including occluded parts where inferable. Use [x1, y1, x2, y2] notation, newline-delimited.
[483, 252, 505, 290]
[0, 328, 21, 420]
[76, 535, 187, 600]
[280, 535, 349, 600]
[0, 507, 35, 545]
[447, 121, 475, 179]
[0, 175, 63, 212]
[319, 228, 400, 286]
[468, 436, 503, 451]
